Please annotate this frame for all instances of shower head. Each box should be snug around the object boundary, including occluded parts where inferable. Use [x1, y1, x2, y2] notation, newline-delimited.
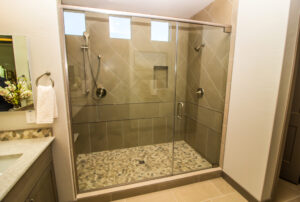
[194, 44, 205, 52]
[83, 31, 90, 46]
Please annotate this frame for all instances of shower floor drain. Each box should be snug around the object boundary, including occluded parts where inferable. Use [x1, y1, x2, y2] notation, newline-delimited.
[138, 160, 145, 164]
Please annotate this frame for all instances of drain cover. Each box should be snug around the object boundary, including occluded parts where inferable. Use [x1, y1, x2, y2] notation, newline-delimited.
[138, 160, 145, 164]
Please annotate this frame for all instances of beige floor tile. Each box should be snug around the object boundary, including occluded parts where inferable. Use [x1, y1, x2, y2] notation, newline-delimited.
[287, 196, 300, 202]
[278, 179, 300, 192]
[113, 200, 126, 202]
[172, 180, 223, 202]
[113, 178, 247, 202]
[273, 180, 300, 202]
[210, 178, 235, 194]
[210, 193, 247, 202]
[125, 190, 178, 202]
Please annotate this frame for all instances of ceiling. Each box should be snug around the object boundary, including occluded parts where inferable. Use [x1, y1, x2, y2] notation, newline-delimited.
[61, 0, 214, 19]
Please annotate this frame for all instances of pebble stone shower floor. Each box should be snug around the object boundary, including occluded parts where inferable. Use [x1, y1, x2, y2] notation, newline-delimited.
[76, 140, 212, 192]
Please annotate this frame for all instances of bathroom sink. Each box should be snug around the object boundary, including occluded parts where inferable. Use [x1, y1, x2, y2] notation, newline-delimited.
[0, 154, 22, 175]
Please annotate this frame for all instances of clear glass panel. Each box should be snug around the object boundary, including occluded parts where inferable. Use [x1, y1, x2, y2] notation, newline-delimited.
[64, 11, 176, 193]
[174, 22, 231, 174]
[64, 9, 231, 193]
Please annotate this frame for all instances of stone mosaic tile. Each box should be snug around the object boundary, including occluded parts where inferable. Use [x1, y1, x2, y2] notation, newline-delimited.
[0, 128, 52, 141]
[76, 140, 212, 192]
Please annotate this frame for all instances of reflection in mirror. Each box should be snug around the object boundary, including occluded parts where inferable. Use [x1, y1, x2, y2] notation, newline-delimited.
[0, 35, 33, 111]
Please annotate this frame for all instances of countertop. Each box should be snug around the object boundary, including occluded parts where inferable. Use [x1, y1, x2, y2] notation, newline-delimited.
[0, 137, 55, 200]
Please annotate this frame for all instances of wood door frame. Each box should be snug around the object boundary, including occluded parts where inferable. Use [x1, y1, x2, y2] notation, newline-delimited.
[270, 16, 300, 199]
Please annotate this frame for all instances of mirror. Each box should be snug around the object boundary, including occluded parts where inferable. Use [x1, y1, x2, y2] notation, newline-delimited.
[0, 35, 33, 111]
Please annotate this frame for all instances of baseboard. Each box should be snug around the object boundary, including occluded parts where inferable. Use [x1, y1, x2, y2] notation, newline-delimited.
[222, 172, 260, 202]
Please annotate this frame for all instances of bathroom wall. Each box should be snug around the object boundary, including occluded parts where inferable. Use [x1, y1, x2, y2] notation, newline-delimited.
[223, 0, 293, 200]
[0, 1, 75, 201]
[262, 0, 300, 199]
[192, 0, 235, 25]
[65, 13, 189, 154]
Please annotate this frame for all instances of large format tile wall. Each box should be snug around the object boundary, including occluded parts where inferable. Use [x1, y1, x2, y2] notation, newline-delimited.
[190, 0, 237, 167]
[65, 12, 230, 165]
[65, 13, 188, 154]
[181, 25, 230, 165]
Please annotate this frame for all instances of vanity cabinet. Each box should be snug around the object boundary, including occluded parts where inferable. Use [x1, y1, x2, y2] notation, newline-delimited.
[3, 146, 58, 202]
[25, 164, 57, 202]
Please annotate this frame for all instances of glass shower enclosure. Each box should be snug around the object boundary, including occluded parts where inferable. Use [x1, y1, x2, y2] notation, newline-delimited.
[63, 9, 230, 193]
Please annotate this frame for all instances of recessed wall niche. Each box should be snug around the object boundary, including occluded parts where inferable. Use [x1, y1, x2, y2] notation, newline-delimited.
[153, 66, 168, 89]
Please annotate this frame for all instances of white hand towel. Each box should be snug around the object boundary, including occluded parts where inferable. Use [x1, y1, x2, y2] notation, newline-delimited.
[36, 85, 58, 124]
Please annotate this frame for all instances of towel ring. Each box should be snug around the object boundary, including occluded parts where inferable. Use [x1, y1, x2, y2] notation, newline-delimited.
[35, 72, 55, 87]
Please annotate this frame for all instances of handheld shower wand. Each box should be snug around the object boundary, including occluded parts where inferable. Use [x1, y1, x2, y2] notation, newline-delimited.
[83, 31, 90, 47]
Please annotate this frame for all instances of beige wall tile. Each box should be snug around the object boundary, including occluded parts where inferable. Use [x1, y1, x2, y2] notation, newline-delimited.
[206, 129, 221, 164]
[138, 119, 153, 146]
[98, 104, 129, 121]
[158, 102, 173, 117]
[194, 123, 208, 157]
[184, 118, 197, 148]
[107, 121, 124, 149]
[153, 117, 167, 144]
[175, 117, 185, 141]
[73, 124, 91, 154]
[123, 120, 139, 148]
[72, 106, 98, 124]
[129, 103, 159, 119]
[166, 116, 174, 142]
[89, 122, 108, 152]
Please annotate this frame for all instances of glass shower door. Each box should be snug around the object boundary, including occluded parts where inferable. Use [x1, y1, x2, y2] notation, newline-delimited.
[64, 10, 177, 193]
[64, 9, 231, 193]
[173, 23, 231, 174]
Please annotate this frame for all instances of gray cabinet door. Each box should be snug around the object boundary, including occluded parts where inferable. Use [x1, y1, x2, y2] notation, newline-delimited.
[27, 165, 58, 202]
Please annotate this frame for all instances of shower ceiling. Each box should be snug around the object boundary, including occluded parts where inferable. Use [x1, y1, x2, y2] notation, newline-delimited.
[60, 0, 214, 18]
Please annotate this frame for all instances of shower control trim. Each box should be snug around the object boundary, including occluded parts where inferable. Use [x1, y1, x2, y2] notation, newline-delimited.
[177, 102, 184, 119]
[96, 87, 106, 98]
[196, 88, 204, 98]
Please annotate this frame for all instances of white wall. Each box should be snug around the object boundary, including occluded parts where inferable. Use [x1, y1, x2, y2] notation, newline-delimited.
[0, 1, 75, 201]
[262, 0, 300, 199]
[223, 0, 291, 201]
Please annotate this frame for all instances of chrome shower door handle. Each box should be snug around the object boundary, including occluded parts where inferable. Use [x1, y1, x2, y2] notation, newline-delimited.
[177, 102, 184, 119]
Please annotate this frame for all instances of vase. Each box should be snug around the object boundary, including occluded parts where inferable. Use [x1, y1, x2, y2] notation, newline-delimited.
[21, 99, 27, 107]
[13, 104, 20, 110]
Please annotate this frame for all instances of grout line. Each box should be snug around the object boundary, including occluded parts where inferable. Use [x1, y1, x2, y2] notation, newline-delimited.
[151, 118, 154, 144]
[105, 121, 109, 150]
[137, 119, 140, 146]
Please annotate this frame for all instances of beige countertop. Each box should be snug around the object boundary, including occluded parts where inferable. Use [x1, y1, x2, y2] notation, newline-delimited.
[0, 137, 55, 200]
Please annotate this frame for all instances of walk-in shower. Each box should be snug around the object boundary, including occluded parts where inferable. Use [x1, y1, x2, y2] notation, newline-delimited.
[81, 31, 106, 99]
[63, 8, 231, 193]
